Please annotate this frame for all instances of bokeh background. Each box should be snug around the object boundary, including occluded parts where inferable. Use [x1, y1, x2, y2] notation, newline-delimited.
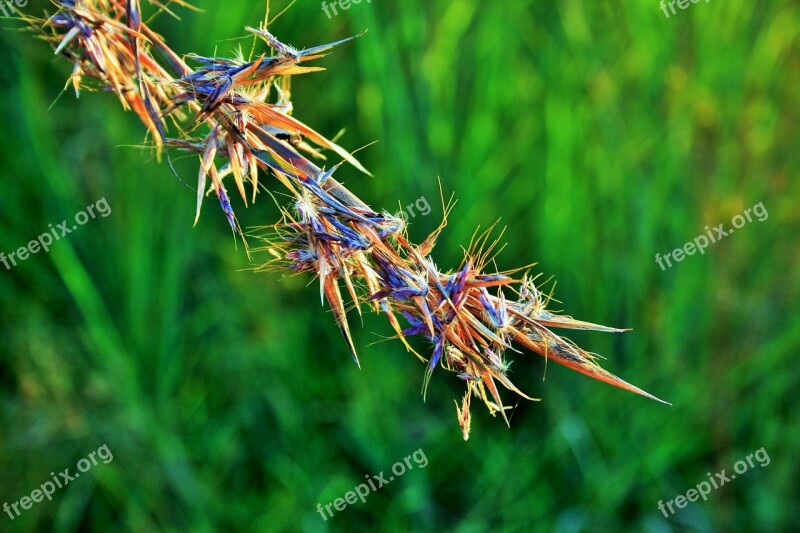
[1, 0, 798, 531]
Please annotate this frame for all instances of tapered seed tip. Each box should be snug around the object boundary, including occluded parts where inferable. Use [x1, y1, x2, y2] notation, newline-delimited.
[629, 385, 670, 405]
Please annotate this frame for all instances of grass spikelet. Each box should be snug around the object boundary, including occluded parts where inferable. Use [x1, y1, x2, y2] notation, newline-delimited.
[26, 0, 668, 438]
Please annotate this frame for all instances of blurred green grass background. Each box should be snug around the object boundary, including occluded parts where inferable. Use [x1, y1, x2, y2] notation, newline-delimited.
[1, 0, 798, 531]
